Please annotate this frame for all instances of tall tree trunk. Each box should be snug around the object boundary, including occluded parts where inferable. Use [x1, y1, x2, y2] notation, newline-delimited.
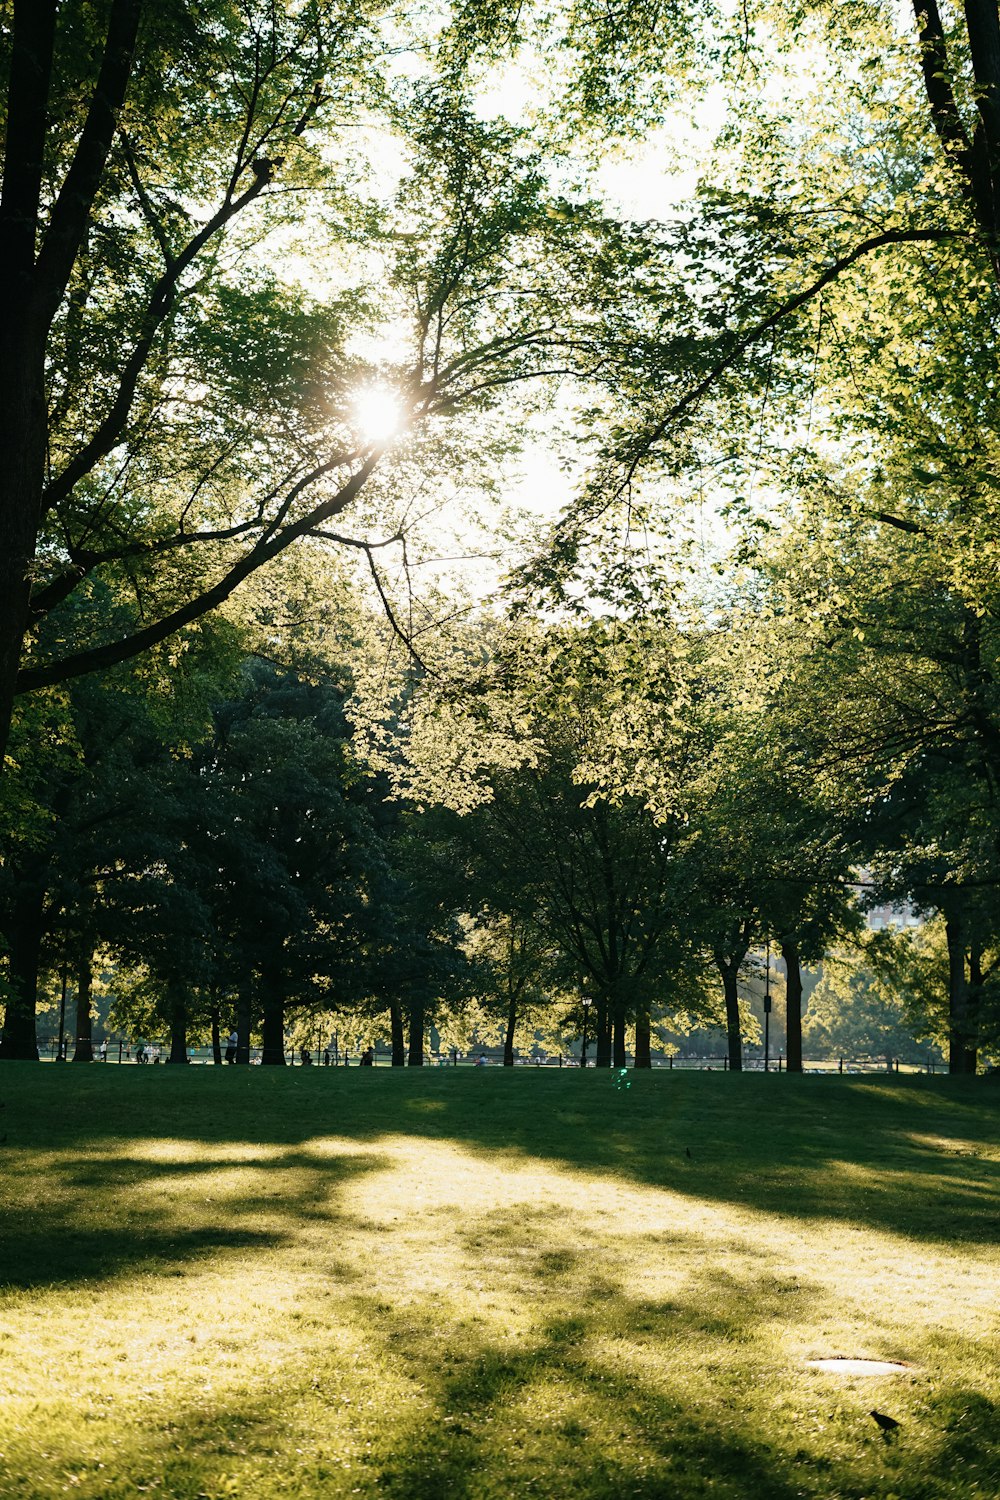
[967, 939, 985, 1073]
[210, 1002, 222, 1065]
[723, 968, 742, 1071]
[56, 963, 68, 1060]
[634, 1011, 651, 1068]
[166, 982, 188, 1063]
[964, 0, 1000, 243]
[714, 923, 752, 1072]
[0, 876, 45, 1059]
[0, 0, 144, 767]
[504, 989, 517, 1066]
[0, 11, 69, 761]
[714, 954, 743, 1072]
[0, 307, 49, 770]
[781, 940, 803, 1074]
[595, 993, 612, 1068]
[389, 1001, 405, 1066]
[612, 988, 627, 1069]
[945, 910, 977, 1074]
[260, 965, 286, 1066]
[407, 999, 424, 1065]
[235, 987, 252, 1065]
[72, 946, 94, 1061]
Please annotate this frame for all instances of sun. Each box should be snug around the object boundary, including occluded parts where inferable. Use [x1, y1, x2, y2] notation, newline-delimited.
[352, 384, 405, 444]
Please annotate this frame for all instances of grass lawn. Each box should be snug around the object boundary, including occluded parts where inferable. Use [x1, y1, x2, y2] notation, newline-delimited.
[0, 1068, 998, 1500]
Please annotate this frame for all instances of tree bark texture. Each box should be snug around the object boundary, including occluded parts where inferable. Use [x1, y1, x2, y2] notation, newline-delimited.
[56, 964, 68, 1060]
[260, 968, 286, 1066]
[0, 334, 47, 761]
[612, 992, 627, 1070]
[166, 982, 188, 1064]
[969, 942, 986, 1071]
[595, 994, 611, 1068]
[0, 1, 57, 755]
[714, 953, 743, 1072]
[946, 911, 978, 1074]
[0, 0, 142, 762]
[964, 0, 1000, 240]
[504, 992, 517, 1066]
[235, 989, 252, 1065]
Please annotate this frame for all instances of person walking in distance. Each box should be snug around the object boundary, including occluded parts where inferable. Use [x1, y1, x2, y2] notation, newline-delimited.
[225, 1029, 238, 1065]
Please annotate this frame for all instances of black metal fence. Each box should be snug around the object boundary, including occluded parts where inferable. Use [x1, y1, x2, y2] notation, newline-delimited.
[35, 1035, 942, 1073]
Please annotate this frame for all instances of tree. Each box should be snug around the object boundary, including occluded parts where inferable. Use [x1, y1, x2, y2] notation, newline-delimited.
[0, 614, 239, 1059]
[462, 911, 562, 1066]
[694, 621, 864, 1072]
[172, 663, 391, 1064]
[3, 0, 694, 784]
[803, 941, 940, 1070]
[2, 0, 342, 747]
[746, 505, 1000, 1073]
[425, 618, 711, 1069]
[359, 808, 476, 1066]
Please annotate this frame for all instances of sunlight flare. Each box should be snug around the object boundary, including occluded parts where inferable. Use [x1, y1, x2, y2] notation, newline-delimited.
[351, 383, 406, 444]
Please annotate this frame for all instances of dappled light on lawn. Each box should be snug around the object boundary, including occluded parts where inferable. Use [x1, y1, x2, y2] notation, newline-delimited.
[1, 1072, 999, 1499]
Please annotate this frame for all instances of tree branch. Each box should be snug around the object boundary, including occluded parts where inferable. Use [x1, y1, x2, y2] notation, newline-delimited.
[118, 130, 176, 270]
[872, 510, 930, 535]
[41, 177, 268, 514]
[912, 0, 973, 168]
[18, 455, 379, 692]
[362, 548, 429, 673]
[27, 513, 280, 619]
[0, 0, 57, 289]
[34, 0, 143, 317]
[622, 227, 965, 486]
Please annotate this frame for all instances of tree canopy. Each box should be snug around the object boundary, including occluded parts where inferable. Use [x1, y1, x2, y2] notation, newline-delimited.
[5, 0, 1000, 1073]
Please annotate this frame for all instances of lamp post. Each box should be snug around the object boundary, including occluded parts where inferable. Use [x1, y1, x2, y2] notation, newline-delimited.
[580, 995, 593, 1068]
[763, 940, 772, 1072]
[56, 965, 68, 1061]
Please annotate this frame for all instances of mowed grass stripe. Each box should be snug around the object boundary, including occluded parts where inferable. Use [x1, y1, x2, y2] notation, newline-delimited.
[0, 1069, 997, 1499]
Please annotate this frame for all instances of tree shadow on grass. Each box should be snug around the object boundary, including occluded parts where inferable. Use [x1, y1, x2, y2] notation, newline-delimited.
[19, 1287, 995, 1500]
[2, 1069, 999, 1278]
[1, 1080, 998, 1500]
[0, 1143, 391, 1289]
[354, 1072, 1000, 1251]
[340, 1263, 1000, 1500]
[0, 1274, 826, 1500]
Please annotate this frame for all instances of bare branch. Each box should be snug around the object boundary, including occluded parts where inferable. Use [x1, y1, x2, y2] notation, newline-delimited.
[118, 131, 175, 270]
[363, 548, 429, 673]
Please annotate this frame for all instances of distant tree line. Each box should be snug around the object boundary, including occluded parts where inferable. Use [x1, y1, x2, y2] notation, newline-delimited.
[3, 600, 997, 1074]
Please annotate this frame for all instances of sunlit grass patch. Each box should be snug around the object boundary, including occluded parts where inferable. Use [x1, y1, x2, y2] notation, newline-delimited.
[0, 1069, 998, 1498]
[907, 1130, 1000, 1161]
